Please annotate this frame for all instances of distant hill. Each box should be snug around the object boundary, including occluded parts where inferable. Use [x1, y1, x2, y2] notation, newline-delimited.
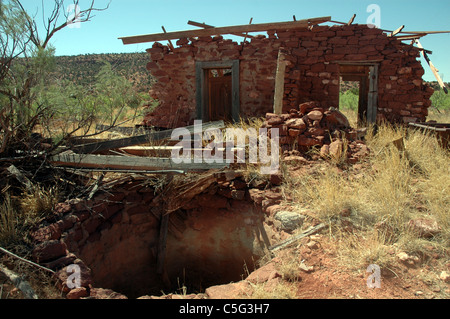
[50, 52, 447, 95]
[51, 52, 154, 92]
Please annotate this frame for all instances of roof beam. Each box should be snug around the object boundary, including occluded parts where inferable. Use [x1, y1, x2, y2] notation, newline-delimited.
[187, 20, 254, 38]
[119, 16, 331, 45]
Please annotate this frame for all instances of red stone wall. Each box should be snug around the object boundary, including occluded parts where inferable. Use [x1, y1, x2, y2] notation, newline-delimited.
[144, 24, 433, 128]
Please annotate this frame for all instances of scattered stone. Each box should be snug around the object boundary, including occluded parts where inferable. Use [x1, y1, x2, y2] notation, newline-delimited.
[329, 139, 344, 160]
[66, 287, 89, 299]
[285, 118, 306, 131]
[439, 271, 450, 283]
[407, 218, 441, 238]
[205, 281, 250, 299]
[307, 110, 323, 121]
[299, 262, 314, 273]
[246, 262, 281, 284]
[274, 211, 305, 232]
[397, 252, 410, 262]
[32, 240, 67, 263]
[89, 288, 128, 299]
[306, 241, 319, 249]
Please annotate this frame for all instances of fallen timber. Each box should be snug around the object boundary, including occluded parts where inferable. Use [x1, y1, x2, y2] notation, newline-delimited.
[71, 120, 225, 154]
[50, 153, 230, 172]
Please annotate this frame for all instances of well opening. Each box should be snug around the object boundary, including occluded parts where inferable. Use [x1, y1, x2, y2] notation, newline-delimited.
[53, 176, 268, 299]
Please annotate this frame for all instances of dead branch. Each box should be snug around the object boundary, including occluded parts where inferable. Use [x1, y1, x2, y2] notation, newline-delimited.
[0, 263, 38, 299]
[269, 223, 327, 252]
[0, 247, 55, 274]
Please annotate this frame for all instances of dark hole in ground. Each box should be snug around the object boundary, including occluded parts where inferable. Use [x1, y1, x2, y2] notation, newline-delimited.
[77, 200, 268, 298]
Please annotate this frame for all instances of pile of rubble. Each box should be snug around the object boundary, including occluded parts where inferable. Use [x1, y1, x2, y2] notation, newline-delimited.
[263, 101, 370, 164]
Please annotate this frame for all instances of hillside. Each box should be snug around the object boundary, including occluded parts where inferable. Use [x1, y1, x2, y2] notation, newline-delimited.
[52, 52, 154, 92]
[51, 52, 447, 95]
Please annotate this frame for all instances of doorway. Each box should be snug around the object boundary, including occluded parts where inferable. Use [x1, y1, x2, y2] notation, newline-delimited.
[208, 68, 232, 121]
[338, 63, 379, 126]
[196, 60, 240, 123]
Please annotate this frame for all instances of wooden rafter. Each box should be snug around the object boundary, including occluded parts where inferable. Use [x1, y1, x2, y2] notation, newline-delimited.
[119, 16, 331, 44]
[50, 153, 230, 171]
[415, 39, 448, 94]
[187, 20, 254, 38]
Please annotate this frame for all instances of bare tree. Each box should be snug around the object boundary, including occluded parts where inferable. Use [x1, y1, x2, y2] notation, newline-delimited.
[0, 0, 110, 154]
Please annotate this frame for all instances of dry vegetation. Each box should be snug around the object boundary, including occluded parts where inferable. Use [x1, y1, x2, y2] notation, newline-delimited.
[273, 121, 449, 292]
[0, 110, 449, 299]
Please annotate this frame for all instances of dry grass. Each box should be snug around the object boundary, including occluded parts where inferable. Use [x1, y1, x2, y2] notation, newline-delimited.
[246, 280, 297, 299]
[281, 122, 449, 271]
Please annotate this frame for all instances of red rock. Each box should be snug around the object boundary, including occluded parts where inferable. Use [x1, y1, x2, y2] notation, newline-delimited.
[320, 144, 330, 158]
[89, 288, 128, 299]
[246, 262, 281, 284]
[266, 113, 283, 125]
[329, 139, 344, 160]
[31, 224, 62, 243]
[407, 218, 441, 238]
[297, 136, 322, 147]
[285, 118, 306, 131]
[66, 287, 89, 299]
[205, 281, 250, 299]
[54, 202, 72, 215]
[299, 101, 320, 114]
[32, 240, 67, 263]
[54, 262, 92, 292]
[324, 108, 350, 129]
[288, 129, 301, 137]
[307, 110, 323, 121]
[270, 173, 283, 186]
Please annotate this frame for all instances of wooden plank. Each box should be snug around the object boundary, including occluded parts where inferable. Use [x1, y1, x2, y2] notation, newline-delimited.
[347, 14, 356, 25]
[50, 153, 230, 171]
[187, 20, 254, 38]
[273, 49, 287, 115]
[0, 263, 38, 299]
[388, 25, 405, 37]
[415, 39, 449, 94]
[119, 16, 331, 44]
[162, 26, 175, 51]
[394, 34, 427, 41]
[72, 121, 225, 154]
[367, 64, 379, 123]
[269, 223, 327, 252]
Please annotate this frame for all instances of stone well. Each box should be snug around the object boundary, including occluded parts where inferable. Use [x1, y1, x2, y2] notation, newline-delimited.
[31, 174, 282, 298]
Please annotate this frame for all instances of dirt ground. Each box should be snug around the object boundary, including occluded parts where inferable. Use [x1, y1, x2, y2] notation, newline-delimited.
[288, 235, 449, 299]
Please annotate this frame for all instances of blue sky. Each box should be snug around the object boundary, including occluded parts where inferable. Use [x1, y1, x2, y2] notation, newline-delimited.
[20, 0, 450, 81]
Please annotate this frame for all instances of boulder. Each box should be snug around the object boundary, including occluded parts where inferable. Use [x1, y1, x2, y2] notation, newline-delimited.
[205, 281, 250, 299]
[32, 240, 67, 263]
[407, 218, 441, 238]
[274, 211, 305, 232]
[285, 118, 307, 131]
[246, 262, 281, 284]
[324, 108, 350, 129]
[307, 110, 324, 121]
[329, 139, 344, 160]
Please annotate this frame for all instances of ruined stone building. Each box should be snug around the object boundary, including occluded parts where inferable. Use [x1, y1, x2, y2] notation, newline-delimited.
[120, 16, 435, 129]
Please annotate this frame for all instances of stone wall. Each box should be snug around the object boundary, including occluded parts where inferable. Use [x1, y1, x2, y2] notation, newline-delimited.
[144, 24, 433, 128]
[30, 174, 291, 299]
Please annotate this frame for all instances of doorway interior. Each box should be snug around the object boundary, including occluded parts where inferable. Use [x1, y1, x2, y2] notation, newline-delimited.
[338, 63, 379, 126]
[196, 60, 240, 123]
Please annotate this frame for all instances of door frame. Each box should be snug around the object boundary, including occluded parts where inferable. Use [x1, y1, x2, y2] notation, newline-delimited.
[337, 61, 379, 125]
[195, 60, 240, 123]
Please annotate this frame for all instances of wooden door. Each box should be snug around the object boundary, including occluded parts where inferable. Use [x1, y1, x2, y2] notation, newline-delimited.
[208, 70, 232, 121]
